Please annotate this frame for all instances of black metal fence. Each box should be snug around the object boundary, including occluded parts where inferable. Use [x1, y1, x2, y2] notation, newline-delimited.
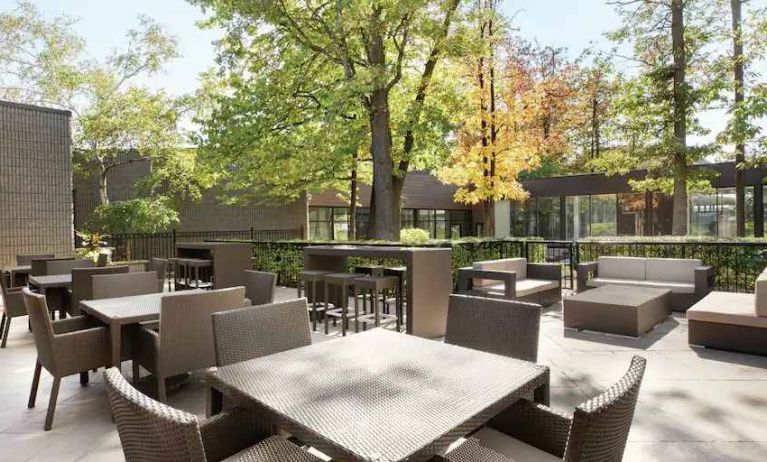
[105, 228, 303, 261]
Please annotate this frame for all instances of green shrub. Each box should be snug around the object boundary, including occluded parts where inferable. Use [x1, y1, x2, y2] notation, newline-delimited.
[399, 228, 430, 244]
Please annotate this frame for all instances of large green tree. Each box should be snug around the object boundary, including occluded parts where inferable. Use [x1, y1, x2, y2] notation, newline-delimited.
[191, 0, 466, 240]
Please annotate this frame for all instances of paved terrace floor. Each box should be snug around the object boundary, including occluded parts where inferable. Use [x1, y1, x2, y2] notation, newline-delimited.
[0, 287, 765, 462]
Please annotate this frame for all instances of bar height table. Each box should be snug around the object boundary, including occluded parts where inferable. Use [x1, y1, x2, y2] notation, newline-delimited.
[303, 245, 453, 338]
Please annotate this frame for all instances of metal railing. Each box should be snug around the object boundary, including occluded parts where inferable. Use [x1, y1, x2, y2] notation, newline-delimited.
[105, 228, 303, 261]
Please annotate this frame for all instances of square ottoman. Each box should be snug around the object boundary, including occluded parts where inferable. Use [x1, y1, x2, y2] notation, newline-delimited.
[564, 285, 671, 337]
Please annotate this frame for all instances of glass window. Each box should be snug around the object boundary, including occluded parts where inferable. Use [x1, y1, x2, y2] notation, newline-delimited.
[435, 210, 448, 239]
[417, 210, 435, 237]
[510, 201, 528, 237]
[617, 193, 646, 236]
[401, 209, 415, 228]
[536, 197, 560, 239]
[717, 188, 737, 238]
[689, 192, 718, 237]
[565, 196, 590, 240]
[590, 194, 617, 236]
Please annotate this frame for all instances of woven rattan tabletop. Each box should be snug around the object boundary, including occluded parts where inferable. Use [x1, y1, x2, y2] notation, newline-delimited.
[206, 328, 549, 462]
[28, 274, 72, 289]
[80, 290, 205, 325]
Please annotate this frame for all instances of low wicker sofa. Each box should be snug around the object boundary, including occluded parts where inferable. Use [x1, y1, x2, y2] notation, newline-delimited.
[457, 258, 561, 305]
[687, 268, 767, 356]
[577, 256, 715, 311]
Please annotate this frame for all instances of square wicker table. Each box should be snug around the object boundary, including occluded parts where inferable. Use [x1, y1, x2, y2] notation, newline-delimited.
[28, 274, 73, 319]
[206, 328, 550, 462]
[80, 291, 203, 367]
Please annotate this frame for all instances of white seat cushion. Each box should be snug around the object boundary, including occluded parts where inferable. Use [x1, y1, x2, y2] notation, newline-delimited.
[755, 269, 767, 317]
[587, 277, 694, 294]
[687, 291, 767, 329]
[598, 256, 646, 280]
[473, 258, 527, 287]
[469, 427, 561, 462]
[474, 279, 558, 298]
[646, 258, 702, 283]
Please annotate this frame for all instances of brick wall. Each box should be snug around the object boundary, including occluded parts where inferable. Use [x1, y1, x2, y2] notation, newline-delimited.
[0, 101, 73, 268]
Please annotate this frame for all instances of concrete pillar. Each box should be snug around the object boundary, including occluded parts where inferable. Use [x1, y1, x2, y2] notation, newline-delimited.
[494, 201, 511, 238]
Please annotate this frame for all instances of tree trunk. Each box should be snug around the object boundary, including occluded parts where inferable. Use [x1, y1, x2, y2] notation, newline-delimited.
[487, 0, 497, 236]
[671, 0, 688, 236]
[349, 158, 358, 241]
[732, 0, 746, 237]
[366, 9, 397, 241]
[98, 168, 109, 206]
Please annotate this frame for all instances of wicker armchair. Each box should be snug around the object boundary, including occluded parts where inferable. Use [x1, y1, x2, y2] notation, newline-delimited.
[212, 298, 312, 367]
[103, 368, 321, 462]
[1, 276, 27, 348]
[444, 356, 647, 462]
[16, 254, 54, 266]
[133, 287, 246, 402]
[91, 271, 160, 300]
[445, 294, 541, 362]
[147, 258, 168, 292]
[69, 266, 130, 316]
[243, 270, 277, 306]
[22, 288, 111, 430]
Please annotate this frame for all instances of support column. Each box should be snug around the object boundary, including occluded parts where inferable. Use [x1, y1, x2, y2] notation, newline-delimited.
[755, 183, 764, 238]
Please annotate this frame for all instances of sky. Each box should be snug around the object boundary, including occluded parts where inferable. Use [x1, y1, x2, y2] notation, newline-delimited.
[7, 0, 746, 146]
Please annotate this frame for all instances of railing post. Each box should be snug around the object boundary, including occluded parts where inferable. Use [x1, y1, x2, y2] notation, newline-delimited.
[250, 226, 254, 240]
[172, 229, 177, 257]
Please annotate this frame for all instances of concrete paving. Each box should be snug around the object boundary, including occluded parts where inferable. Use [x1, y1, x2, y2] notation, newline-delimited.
[0, 287, 765, 461]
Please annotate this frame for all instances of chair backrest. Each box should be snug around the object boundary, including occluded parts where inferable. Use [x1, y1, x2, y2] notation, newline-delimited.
[31, 257, 74, 276]
[445, 294, 541, 362]
[71, 266, 130, 312]
[159, 287, 246, 376]
[16, 254, 54, 266]
[243, 270, 277, 306]
[0, 277, 25, 317]
[473, 258, 528, 286]
[103, 368, 206, 461]
[564, 356, 647, 462]
[45, 258, 94, 275]
[91, 271, 159, 300]
[22, 288, 57, 371]
[96, 253, 110, 267]
[149, 258, 168, 280]
[212, 298, 311, 366]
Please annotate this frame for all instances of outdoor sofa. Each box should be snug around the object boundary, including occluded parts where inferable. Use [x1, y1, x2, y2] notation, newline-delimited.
[686, 268, 767, 356]
[577, 256, 715, 311]
[457, 258, 561, 305]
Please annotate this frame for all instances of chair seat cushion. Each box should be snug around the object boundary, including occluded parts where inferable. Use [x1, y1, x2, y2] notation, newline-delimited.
[473, 258, 527, 287]
[475, 279, 559, 298]
[224, 435, 322, 461]
[687, 291, 767, 329]
[448, 428, 560, 462]
[587, 277, 695, 294]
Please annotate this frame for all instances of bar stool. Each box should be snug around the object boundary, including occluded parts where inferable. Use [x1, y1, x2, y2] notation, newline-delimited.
[353, 275, 400, 332]
[171, 258, 189, 291]
[298, 270, 332, 331]
[324, 273, 364, 336]
[384, 266, 407, 331]
[352, 265, 384, 277]
[185, 258, 213, 289]
[167, 258, 180, 291]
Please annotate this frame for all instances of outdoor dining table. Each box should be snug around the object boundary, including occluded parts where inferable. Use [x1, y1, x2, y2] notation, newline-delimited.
[28, 274, 73, 318]
[79, 290, 204, 367]
[3, 265, 31, 287]
[206, 328, 550, 462]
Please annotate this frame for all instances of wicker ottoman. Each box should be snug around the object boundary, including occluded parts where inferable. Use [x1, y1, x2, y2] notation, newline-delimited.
[564, 285, 671, 337]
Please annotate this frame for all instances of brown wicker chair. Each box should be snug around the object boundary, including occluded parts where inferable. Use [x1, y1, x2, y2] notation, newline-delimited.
[445, 294, 541, 362]
[147, 258, 168, 292]
[243, 270, 277, 306]
[212, 298, 312, 367]
[22, 288, 111, 430]
[16, 254, 54, 266]
[69, 266, 130, 316]
[91, 271, 160, 300]
[1, 276, 27, 348]
[444, 356, 647, 462]
[133, 287, 246, 401]
[103, 368, 321, 462]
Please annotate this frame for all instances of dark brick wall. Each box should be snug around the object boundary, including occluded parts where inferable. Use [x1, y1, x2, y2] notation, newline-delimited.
[0, 101, 73, 267]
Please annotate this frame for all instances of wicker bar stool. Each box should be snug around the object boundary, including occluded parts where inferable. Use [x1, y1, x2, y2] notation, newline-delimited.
[353, 275, 401, 332]
[384, 266, 407, 329]
[352, 264, 384, 276]
[185, 258, 213, 289]
[298, 270, 333, 331]
[324, 272, 364, 336]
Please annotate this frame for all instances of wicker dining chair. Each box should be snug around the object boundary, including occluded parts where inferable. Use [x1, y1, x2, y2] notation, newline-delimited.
[69, 266, 130, 316]
[147, 258, 168, 292]
[103, 368, 322, 462]
[0, 276, 27, 348]
[41, 258, 94, 275]
[445, 294, 541, 362]
[212, 298, 312, 367]
[243, 270, 277, 306]
[444, 356, 647, 462]
[16, 254, 54, 266]
[133, 287, 246, 402]
[22, 288, 112, 430]
[91, 271, 160, 300]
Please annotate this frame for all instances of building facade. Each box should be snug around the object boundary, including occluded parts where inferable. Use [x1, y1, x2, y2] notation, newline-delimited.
[497, 162, 767, 239]
[0, 101, 74, 267]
